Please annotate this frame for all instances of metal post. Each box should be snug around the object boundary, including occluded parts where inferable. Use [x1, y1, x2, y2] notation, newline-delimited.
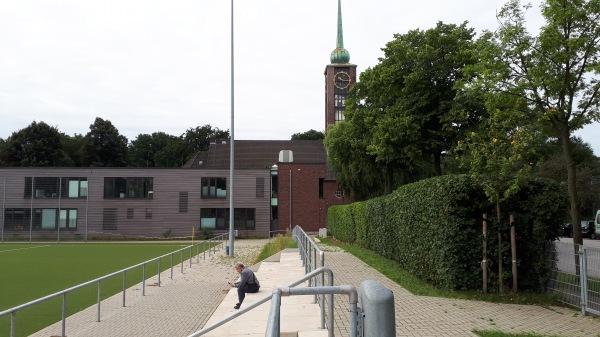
[142, 264, 146, 296]
[579, 246, 588, 316]
[170, 254, 174, 279]
[57, 177, 62, 243]
[2, 176, 6, 243]
[122, 271, 127, 307]
[228, 0, 236, 257]
[61, 293, 67, 337]
[158, 259, 162, 286]
[97, 280, 101, 322]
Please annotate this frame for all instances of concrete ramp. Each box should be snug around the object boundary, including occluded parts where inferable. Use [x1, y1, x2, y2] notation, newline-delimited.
[202, 251, 328, 337]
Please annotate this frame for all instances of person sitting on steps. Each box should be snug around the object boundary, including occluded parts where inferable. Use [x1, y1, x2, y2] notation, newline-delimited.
[229, 262, 260, 309]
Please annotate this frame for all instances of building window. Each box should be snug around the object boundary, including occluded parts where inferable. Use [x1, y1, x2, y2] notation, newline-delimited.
[179, 192, 188, 213]
[319, 178, 325, 198]
[145, 208, 152, 219]
[200, 208, 255, 230]
[201, 177, 227, 198]
[104, 177, 153, 199]
[256, 177, 264, 198]
[4, 208, 77, 230]
[103, 208, 118, 230]
[334, 94, 347, 107]
[59, 209, 77, 229]
[334, 109, 345, 122]
[335, 188, 344, 198]
[66, 178, 88, 198]
[4, 209, 29, 230]
[25, 177, 60, 198]
[24, 177, 88, 198]
[127, 208, 134, 219]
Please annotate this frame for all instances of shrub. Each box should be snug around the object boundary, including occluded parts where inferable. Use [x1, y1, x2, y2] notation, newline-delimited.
[328, 175, 567, 291]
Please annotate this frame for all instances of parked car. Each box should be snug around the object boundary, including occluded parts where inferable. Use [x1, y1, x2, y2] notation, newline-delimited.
[563, 221, 597, 239]
[563, 223, 573, 237]
[582, 220, 597, 239]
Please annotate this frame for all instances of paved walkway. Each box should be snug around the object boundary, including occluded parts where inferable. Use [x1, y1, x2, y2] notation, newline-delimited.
[320, 245, 600, 337]
[29, 238, 600, 337]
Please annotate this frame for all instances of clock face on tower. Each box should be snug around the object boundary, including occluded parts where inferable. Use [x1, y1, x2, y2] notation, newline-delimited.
[334, 71, 351, 89]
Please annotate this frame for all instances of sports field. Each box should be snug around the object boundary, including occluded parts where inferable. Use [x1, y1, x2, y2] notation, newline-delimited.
[0, 241, 213, 337]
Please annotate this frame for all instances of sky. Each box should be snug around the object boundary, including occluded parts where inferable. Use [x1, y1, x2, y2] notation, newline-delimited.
[0, 0, 598, 155]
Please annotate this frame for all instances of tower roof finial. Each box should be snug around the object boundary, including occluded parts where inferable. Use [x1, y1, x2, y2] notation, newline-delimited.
[330, 0, 350, 64]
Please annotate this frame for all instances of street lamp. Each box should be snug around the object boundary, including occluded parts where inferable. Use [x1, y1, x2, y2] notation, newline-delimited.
[228, 0, 235, 257]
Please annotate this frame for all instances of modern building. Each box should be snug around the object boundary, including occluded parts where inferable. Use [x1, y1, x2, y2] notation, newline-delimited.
[0, 0, 356, 241]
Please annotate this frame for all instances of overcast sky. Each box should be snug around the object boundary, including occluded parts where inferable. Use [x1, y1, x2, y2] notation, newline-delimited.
[1, 0, 598, 155]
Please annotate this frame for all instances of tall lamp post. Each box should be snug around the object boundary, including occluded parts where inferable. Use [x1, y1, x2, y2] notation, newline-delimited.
[228, 0, 235, 257]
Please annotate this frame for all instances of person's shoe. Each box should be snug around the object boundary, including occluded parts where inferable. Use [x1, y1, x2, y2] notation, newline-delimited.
[234, 303, 241, 309]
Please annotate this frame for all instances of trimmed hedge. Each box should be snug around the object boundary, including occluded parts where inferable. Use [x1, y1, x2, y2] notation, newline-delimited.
[327, 174, 567, 291]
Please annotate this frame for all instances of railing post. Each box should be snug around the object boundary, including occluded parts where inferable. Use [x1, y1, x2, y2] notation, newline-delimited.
[320, 250, 325, 329]
[142, 264, 146, 296]
[97, 280, 101, 322]
[181, 251, 184, 273]
[170, 254, 174, 279]
[579, 246, 588, 316]
[122, 271, 127, 307]
[10, 312, 15, 337]
[61, 293, 67, 337]
[158, 259, 162, 286]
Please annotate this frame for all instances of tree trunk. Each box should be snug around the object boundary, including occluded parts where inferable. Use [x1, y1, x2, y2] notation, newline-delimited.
[510, 214, 517, 293]
[483, 214, 488, 293]
[562, 135, 582, 243]
[433, 151, 442, 176]
[496, 201, 503, 293]
[559, 131, 582, 277]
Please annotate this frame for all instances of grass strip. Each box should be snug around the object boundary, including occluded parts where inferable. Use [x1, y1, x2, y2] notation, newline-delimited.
[254, 234, 297, 264]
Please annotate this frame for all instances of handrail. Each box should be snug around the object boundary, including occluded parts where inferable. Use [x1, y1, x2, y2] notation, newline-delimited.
[0, 233, 229, 337]
[266, 284, 356, 337]
[188, 266, 335, 337]
[292, 225, 326, 327]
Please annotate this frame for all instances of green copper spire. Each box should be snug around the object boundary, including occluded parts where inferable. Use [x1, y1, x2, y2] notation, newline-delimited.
[330, 0, 350, 64]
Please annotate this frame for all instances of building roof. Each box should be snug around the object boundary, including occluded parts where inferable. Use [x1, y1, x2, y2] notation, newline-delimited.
[184, 140, 328, 169]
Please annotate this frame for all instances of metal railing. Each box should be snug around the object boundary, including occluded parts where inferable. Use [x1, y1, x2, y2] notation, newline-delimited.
[546, 241, 600, 316]
[292, 225, 327, 327]
[188, 266, 335, 337]
[0, 233, 229, 337]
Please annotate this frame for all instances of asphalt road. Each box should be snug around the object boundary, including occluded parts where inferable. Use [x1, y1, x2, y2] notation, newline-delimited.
[558, 236, 600, 249]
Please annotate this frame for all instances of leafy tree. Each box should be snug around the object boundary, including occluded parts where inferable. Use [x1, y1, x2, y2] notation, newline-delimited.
[325, 21, 482, 199]
[183, 124, 229, 153]
[60, 133, 86, 167]
[477, 0, 600, 245]
[456, 100, 536, 293]
[129, 132, 181, 167]
[356, 21, 480, 175]
[82, 117, 129, 167]
[154, 138, 191, 167]
[535, 137, 600, 218]
[291, 129, 325, 140]
[0, 121, 66, 167]
[324, 121, 392, 200]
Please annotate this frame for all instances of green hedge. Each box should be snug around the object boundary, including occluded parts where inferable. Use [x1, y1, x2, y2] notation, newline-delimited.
[327, 174, 567, 291]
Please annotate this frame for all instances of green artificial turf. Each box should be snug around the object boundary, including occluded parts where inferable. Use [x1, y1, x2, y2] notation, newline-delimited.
[0, 242, 215, 337]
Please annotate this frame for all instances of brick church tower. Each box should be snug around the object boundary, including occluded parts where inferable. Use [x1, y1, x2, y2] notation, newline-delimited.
[324, 0, 357, 130]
